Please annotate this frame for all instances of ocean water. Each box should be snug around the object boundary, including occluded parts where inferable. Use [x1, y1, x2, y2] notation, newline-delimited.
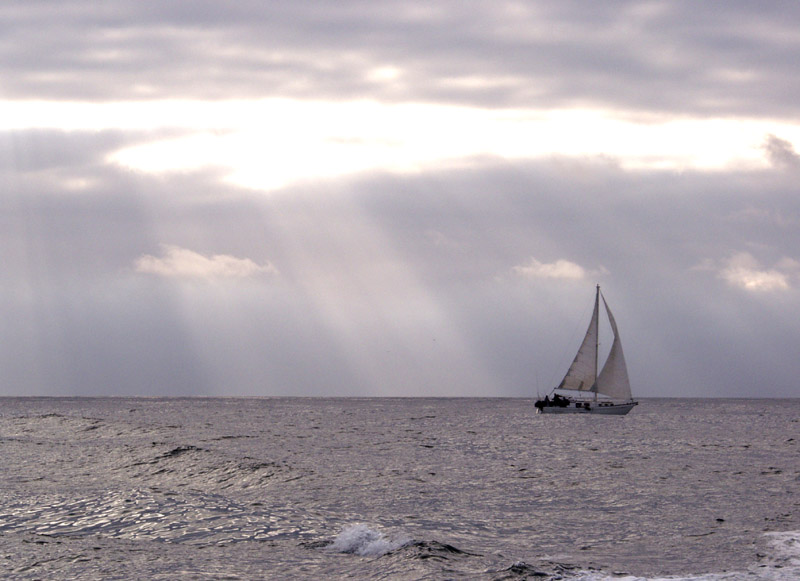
[0, 397, 798, 580]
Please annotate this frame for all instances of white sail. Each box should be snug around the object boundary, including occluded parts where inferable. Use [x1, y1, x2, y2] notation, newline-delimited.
[594, 294, 632, 400]
[537, 286, 637, 414]
[557, 289, 599, 392]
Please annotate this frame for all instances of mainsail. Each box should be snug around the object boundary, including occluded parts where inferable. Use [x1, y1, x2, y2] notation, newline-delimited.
[594, 295, 632, 400]
[557, 290, 599, 392]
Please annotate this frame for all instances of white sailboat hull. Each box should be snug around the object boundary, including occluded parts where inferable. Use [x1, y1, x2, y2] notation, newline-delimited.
[537, 401, 638, 415]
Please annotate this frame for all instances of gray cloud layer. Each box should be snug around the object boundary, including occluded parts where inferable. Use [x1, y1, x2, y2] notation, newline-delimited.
[3, 1, 800, 116]
[2, 127, 799, 396]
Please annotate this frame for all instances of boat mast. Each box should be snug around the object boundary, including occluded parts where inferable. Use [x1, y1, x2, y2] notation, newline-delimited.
[593, 284, 600, 402]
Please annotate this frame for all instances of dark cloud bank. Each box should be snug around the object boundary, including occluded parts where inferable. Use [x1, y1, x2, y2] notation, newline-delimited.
[2, 1, 800, 117]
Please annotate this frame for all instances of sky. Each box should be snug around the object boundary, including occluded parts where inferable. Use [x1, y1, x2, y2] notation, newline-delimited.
[2, 1, 800, 398]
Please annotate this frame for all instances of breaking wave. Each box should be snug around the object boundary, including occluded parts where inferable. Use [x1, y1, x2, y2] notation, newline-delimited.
[328, 524, 411, 557]
[763, 530, 800, 569]
[568, 531, 800, 581]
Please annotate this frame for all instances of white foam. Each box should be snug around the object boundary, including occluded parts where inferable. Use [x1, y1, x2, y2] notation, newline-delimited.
[763, 531, 800, 568]
[328, 524, 410, 557]
[571, 531, 800, 581]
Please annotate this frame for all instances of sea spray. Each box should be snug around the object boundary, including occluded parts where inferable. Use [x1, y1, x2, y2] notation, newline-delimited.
[328, 524, 411, 557]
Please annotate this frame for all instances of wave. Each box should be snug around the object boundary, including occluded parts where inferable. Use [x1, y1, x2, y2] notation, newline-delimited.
[121, 442, 296, 493]
[565, 531, 800, 581]
[325, 523, 492, 562]
[763, 531, 800, 569]
[403, 539, 490, 566]
[322, 526, 800, 581]
[327, 524, 411, 557]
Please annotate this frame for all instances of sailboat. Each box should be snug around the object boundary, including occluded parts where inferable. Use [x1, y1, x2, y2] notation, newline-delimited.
[535, 285, 638, 415]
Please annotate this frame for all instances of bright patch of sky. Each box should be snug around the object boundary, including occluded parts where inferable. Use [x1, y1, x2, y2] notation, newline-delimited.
[4, 99, 799, 191]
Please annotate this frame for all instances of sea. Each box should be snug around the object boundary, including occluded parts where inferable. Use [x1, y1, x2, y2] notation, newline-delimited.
[1, 397, 798, 580]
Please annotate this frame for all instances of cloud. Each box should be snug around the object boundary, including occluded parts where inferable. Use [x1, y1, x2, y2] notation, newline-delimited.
[512, 257, 591, 280]
[718, 252, 793, 291]
[2, 1, 800, 118]
[763, 134, 800, 169]
[4, 152, 800, 397]
[134, 245, 278, 280]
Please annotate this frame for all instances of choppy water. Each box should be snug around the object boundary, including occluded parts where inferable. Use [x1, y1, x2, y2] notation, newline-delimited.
[1, 397, 798, 580]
